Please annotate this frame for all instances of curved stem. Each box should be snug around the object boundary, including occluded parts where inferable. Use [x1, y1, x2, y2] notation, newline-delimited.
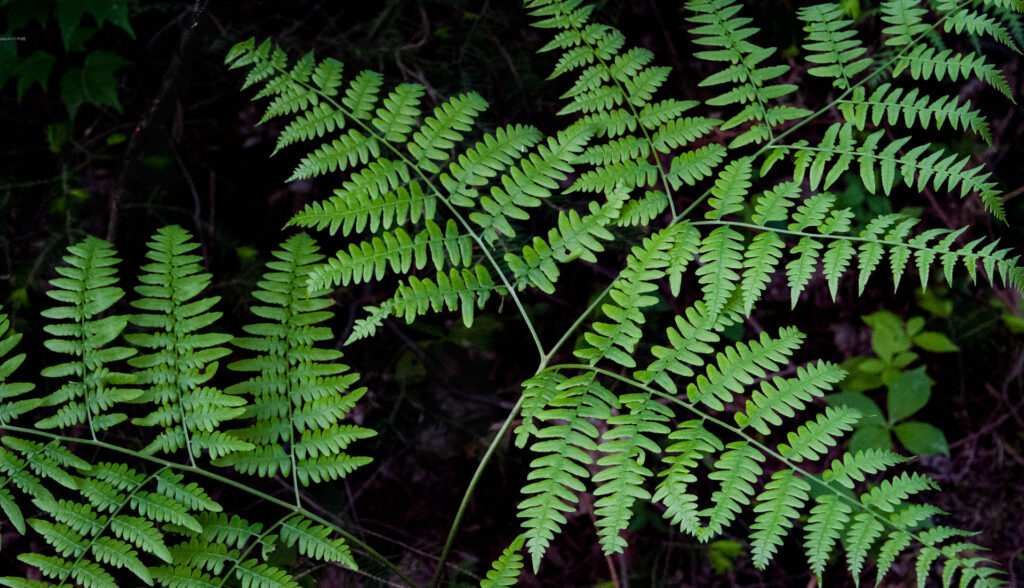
[427, 393, 526, 587]
[0, 425, 417, 588]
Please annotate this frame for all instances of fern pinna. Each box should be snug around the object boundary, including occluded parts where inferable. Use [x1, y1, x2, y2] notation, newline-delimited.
[224, 0, 1021, 585]
[0, 228, 391, 587]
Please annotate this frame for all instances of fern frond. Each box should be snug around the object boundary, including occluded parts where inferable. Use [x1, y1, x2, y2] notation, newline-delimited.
[634, 301, 740, 394]
[576, 223, 701, 368]
[688, 327, 806, 412]
[507, 189, 626, 293]
[749, 470, 811, 569]
[696, 226, 744, 320]
[804, 494, 852, 578]
[698, 441, 765, 541]
[652, 419, 723, 534]
[798, 3, 872, 89]
[470, 123, 592, 242]
[880, 0, 931, 47]
[780, 123, 1006, 219]
[705, 157, 753, 220]
[388, 265, 504, 328]
[480, 535, 526, 588]
[614, 190, 669, 227]
[839, 83, 992, 143]
[306, 219, 473, 290]
[894, 45, 1013, 99]
[36, 236, 138, 436]
[936, 1, 1021, 51]
[592, 390, 672, 553]
[126, 225, 244, 461]
[0, 307, 37, 424]
[288, 182, 435, 238]
[517, 374, 616, 572]
[218, 234, 375, 490]
[408, 92, 489, 173]
[441, 124, 542, 207]
[279, 515, 355, 569]
[735, 361, 847, 434]
[687, 0, 807, 146]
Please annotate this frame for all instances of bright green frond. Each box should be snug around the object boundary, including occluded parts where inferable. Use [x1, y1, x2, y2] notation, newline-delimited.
[218, 234, 375, 491]
[480, 535, 526, 588]
[37, 236, 138, 437]
[798, 3, 872, 89]
[517, 373, 616, 572]
[127, 225, 241, 461]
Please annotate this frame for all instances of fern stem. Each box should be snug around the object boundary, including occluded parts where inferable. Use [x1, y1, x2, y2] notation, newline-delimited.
[428, 392, 527, 587]
[56, 465, 169, 588]
[542, 280, 615, 364]
[0, 424, 418, 588]
[547, 363, 943, 553]
[266, 65, 546, 360]
[429, 280, 617, 584]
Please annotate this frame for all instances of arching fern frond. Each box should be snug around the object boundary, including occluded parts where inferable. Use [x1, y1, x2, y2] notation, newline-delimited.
[126, 226, 247, 462]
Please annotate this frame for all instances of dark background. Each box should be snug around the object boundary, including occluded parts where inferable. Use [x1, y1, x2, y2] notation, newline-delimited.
[1, 0, 1022, 585]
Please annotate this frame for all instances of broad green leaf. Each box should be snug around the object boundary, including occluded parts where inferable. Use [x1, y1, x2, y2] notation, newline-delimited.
[886, 366, 931, 423]
[863, 311, 909, 361]
[912, 331, 958, 353]
[893, 421, 949, 456]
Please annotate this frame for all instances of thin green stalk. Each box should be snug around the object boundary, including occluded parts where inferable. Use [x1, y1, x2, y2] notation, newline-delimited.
[428, 278, 616, 585]
[0, 424, 417, 588]
[428, 393, 527, 586]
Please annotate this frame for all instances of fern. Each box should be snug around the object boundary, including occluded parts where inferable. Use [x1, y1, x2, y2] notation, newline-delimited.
[0, 229, 392, 586]
[217, 234, 375, 494]
[215, 0, 1022, 585]
[36, 236, 139, 437]
[127, 225, 247, 461]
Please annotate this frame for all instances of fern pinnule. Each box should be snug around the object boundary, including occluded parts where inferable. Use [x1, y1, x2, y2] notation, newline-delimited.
[127, 225, 248, 461]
